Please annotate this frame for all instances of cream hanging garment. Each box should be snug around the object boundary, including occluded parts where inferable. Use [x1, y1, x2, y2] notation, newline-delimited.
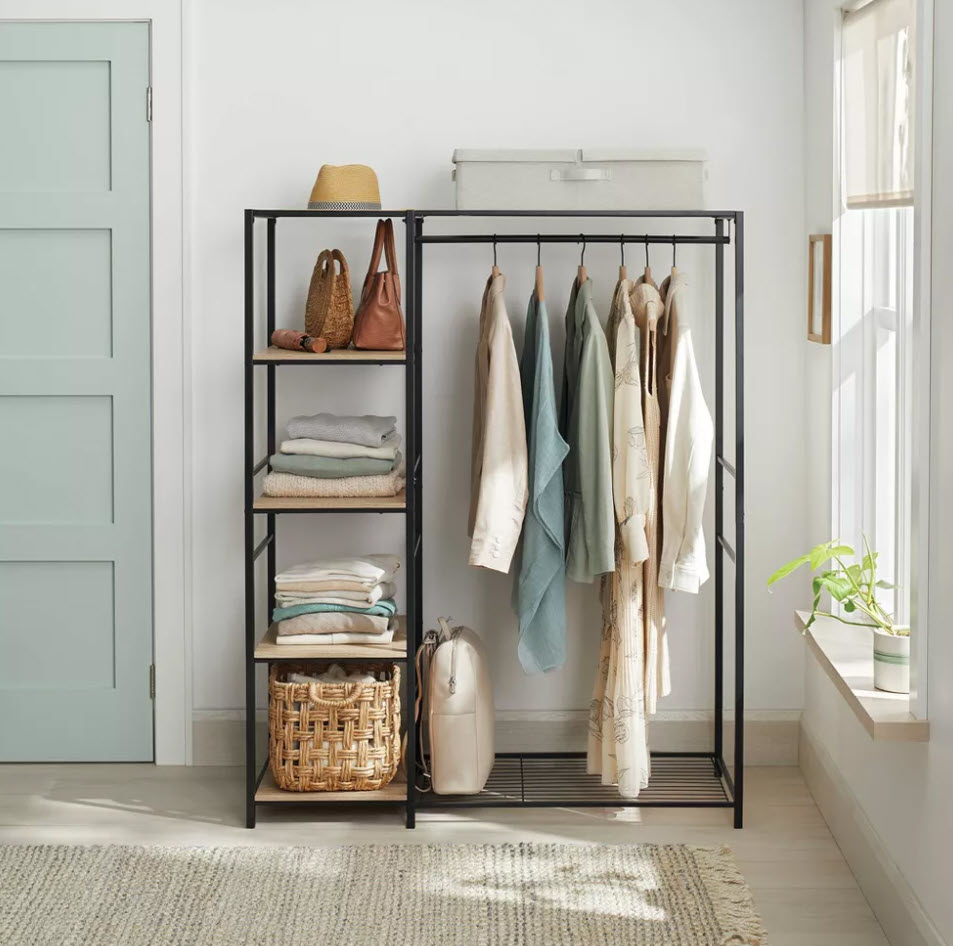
[586, 278, 651, 797]
[631, 278, 670, 715]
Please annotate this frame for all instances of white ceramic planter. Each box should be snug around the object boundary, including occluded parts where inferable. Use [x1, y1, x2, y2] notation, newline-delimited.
[872, 627, 910, 694]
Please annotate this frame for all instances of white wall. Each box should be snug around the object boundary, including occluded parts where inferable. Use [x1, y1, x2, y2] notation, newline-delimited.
[801, 1, 953, 942]
[803, 0, 835, 548]
[189, 0, 810, 721]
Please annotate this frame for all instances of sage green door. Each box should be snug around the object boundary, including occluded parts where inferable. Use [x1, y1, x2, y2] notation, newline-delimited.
[0, 22, 153, 760]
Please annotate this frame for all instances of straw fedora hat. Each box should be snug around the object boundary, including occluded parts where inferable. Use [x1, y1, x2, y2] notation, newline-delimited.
[308, 164, 381, 210]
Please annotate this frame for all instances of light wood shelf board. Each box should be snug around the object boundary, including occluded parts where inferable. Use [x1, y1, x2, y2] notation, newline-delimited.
[253, 347, 405, 363]
[253, 489, 406, 512]
[256, 769, 407, 803]
[794, 611, 929, 742]
[255, 619, 407, 660]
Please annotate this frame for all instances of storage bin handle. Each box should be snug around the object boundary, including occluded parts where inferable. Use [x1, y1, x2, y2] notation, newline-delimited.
[550, 168, 611, 182]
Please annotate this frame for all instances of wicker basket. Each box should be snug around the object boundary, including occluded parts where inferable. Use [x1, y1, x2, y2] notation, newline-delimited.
[304, 249, 354, 349]
[268, 662, 401, 792]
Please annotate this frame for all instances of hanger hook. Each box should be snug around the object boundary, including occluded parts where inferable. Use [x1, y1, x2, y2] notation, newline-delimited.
[493, 235, 497, 268]
[620, 234, 625, 268]
[537, 234, 542, 267]
[672, 234, 677, 268]
[579, 234, 586, 267]
[644, 234, 650, 269]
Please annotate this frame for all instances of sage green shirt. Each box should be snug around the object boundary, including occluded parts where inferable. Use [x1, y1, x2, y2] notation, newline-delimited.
[560, 279, 615, 582]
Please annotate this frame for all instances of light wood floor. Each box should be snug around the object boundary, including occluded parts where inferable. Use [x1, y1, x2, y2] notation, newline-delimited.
[0, 764, 888, 946]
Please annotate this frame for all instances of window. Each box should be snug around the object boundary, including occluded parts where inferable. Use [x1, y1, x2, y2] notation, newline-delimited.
[833, 0, 916, 625]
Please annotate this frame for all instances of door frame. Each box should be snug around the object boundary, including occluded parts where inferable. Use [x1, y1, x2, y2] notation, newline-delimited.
[0, 1, 190, 763]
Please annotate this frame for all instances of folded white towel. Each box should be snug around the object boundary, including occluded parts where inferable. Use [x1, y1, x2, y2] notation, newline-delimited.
[275, 578, 380, 593]
[275, 555, 400, 587]
[280, 434, 401, 461]
[289, 665, 378, 685]
[275, 581, 396, 607]
[274, 628, 396, 646]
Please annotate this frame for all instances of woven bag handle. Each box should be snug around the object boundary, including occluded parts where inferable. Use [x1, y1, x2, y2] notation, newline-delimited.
[318, 248, 337, 290]
[330, 248, 349, 281]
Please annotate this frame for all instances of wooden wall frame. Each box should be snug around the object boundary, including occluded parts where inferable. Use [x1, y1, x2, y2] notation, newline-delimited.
[808, 233, 832, 344]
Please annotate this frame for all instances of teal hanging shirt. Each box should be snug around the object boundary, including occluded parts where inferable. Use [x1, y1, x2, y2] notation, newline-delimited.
[560, 279, 615, 583]
[515, 292, 570, 673]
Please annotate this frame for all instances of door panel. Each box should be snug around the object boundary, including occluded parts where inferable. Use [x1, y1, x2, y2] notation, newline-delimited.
[0, 22, 153, 760]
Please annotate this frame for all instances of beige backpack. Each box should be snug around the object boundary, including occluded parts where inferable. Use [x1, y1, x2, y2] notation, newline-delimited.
[415, 618, 495, 795]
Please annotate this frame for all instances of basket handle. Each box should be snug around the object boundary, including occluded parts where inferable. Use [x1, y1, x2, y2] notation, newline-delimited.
[307, 680, 366, 707]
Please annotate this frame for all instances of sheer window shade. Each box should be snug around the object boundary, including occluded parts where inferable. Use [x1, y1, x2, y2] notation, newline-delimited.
[842, 0, 916, 208]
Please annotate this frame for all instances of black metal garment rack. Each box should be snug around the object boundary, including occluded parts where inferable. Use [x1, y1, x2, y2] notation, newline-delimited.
[243, 208, 745, 830]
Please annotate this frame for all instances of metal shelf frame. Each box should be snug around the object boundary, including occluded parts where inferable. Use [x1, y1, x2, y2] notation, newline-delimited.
[243, 208, 745, 830]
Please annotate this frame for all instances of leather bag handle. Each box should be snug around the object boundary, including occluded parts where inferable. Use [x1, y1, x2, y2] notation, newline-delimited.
[362, 220, 401, 301]
[363, 220, 387, 287]
[382, 218, 401, 300]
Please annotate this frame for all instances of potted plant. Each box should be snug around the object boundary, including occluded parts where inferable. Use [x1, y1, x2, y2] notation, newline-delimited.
[767, 538, 909, 693]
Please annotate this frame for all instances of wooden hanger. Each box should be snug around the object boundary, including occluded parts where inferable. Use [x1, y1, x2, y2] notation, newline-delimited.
[491, 236, 500, 277]
[619, 235, 627, 281]
[535, 236, 545, 301]
[670, 234, 678, 277]
[643, 235, 652, 283]
[577, 234, 587, 284]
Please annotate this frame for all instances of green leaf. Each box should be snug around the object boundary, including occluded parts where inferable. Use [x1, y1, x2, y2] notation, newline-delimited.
[843, 599, 856, 612]
[818, 575, 852, 601]
[810, 542, 853, 570]
[767, 554, 811, 587]
[876, 579, 897, 590]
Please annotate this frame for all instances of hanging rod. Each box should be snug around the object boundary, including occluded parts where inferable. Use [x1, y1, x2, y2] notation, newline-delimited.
[414, 210, 737, 219]
[416, 233, 729, 245]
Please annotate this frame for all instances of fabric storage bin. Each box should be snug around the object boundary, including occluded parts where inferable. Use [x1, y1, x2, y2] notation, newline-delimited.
[268, 662, 401, 792]
[452, 148, 707, 210]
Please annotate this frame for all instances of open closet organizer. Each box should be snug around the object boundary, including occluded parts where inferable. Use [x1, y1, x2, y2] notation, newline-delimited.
[244, 209, 744, 829]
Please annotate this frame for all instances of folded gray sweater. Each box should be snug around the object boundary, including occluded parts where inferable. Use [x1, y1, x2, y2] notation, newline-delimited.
[269, 452, 400, 479]
[286, 412, 397, 447]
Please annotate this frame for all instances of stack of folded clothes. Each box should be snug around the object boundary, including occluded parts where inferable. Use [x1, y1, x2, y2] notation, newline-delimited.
[272, 555, 400, 646]
[262, 412, 405, 498]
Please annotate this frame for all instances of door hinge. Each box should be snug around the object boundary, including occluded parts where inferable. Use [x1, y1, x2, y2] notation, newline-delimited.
[149, 664, 156, 699]
[146, 86, 153, 123]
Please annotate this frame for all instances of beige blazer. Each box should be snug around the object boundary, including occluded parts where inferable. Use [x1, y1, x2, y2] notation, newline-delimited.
[468, 271, 528, 573]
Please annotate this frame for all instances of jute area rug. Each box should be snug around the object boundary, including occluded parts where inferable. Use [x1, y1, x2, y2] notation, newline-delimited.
[0, 842, 767, 945]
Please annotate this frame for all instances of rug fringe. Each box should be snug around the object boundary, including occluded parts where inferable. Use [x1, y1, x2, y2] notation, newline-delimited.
[693, 846, 768, 946]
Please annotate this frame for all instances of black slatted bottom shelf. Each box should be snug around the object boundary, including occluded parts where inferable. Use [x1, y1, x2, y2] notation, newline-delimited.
[416, 753, 734, 809]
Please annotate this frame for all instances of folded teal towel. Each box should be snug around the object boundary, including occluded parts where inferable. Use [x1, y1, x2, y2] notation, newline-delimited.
[269, 452, 400, 479]
[271, 598, 397, 622]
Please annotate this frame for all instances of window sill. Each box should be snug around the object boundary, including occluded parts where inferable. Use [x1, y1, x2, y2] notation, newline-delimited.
[794, 611, 929, 742]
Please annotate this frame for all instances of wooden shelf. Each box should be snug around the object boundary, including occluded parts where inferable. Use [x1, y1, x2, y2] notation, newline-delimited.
[256, 769, 407, 803]
[253, 489, 406, 513]
[255, 619, 407, 660]
[795, 611, 929, 742]
[253, 346, 405, 364]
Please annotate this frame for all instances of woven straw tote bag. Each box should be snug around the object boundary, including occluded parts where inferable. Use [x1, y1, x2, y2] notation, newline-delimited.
[268, 662, 401, 792]
[304, 249, 354, 349]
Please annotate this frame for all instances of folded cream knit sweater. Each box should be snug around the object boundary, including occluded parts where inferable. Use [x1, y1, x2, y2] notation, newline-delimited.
[263, 463, 405, 498]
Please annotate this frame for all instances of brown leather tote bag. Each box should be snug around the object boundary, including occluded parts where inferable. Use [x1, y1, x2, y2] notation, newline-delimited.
[352, 218, 406, 351]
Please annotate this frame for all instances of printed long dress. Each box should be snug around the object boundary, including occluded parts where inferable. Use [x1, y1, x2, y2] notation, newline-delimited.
[586, 279, 651, 796]
[632, 279, 670, 715]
